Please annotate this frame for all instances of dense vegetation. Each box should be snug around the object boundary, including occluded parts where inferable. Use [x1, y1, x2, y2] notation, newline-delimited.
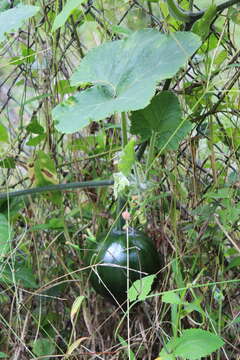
[0, 0, 239, 359]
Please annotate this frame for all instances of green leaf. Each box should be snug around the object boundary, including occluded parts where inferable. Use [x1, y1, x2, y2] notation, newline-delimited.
[32, 338, 55, 360]
[229, 8, 240, 25]
[0, 157, 15, 169]
[192, 5, 217, 39]
[118, 335, 136, 360]
[26, 134, 46, 146]
[52, 0, 86, 32]
[0, 352, 8, 359]
[131, 91, 191, 151]
[162, 292, 182, 305]
[1, 263, 37, 289]
[52, 29, 201, 133]
[26, 118, 44, 134]
[0, 214, 11, 260]
[113, 172, 130, 199]
[111, 25, 133, 37]
[130, 91, 181, 140]
[118, 138, 136, 176]
[70, 296, 85, 323]
[128, 274, 156, 302]
[204, 188, 233, 199]
[226, 256, 240, 271]
[31, 150, 59, 187]
[159, 329, 224, 360]
[29, 151, 61, 205]
[0, 5, 40, 42]
[0, 123, 8, 143]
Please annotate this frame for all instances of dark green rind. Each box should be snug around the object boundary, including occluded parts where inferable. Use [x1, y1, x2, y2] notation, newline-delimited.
[87, 229, 162, 304]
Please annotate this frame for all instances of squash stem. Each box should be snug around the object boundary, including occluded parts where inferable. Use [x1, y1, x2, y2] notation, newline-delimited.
[121, 112, 128, 148]
[116, 196, 127, 231]
[146, 131, 157, 178]
[126, 219, 131, 360]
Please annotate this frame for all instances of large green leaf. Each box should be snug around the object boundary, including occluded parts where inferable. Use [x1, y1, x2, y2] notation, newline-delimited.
[53, 29, 201, 133]
[0, 5, 40, 42]
[159, 329, 224, 360]
[130, 91, 192, 151]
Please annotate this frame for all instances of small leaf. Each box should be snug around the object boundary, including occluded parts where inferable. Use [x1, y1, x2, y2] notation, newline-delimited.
[162, 292, 182, 305]
[192, 5, 217, 39]
[70, 295, 85, 324]
[0, 157, 15, 168]
[0, 214, 12, 260]
[32, 338, 55, 360]
[118, 138, 136, 176]
[1, 263, 38, 289]
[66, 337, 89, 356]
[52, 0, 86, 32]
[26, 118, 44, 134]
[113, 172, 130, 199]
[230, 8, 240, 25]
[26, 134, 46, 146]
[159, 329, 224, 360]
[0, 123, 8, 143]
[226, 256, 240, 271]
[118, 335, 136, 360]
[31, 150, 58, 186]
[128, 274, 156, 302]
[0, 5, 40, 42]
[0, 352, 8, 358]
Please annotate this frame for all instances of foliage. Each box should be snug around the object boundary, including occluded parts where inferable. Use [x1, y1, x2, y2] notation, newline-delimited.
[159, 329, 224, 360]
[0, 0, 239, 359]
[52, 30, 200, 133]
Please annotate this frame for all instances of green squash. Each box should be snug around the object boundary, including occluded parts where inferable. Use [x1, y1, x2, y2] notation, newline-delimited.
[87, 228, 162, 305]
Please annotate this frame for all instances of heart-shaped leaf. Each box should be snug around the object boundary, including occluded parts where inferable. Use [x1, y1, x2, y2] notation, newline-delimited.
[52, 29, 201, 133]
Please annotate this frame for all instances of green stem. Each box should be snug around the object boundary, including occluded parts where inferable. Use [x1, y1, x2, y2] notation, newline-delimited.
[166, 0, 202, 22]
[0, 179, 114, 200]
[116, 196, 127, 231]
[146, 132, 157, 178]
[121, 112, 128, 148]
[166, 0, 239, 24]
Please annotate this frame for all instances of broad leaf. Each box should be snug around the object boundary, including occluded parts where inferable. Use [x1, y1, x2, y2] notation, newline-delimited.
[0, 5, 39, 42]
[130, 91, 192, 151]
[159, 329, 224, 360]
[118, 138, 136, 176]
[52, 0, 87, 32]
[52, 29, 201, 133]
